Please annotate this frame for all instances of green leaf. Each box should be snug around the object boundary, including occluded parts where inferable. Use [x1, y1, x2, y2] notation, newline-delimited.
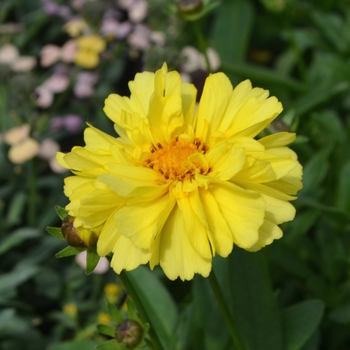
[336, 161, 350, 213]
[55, 206, 69, 220]
[211, 0, 254, 65]
[107, 302, 124, 325]
[122, 267, 179, 350]
[177, 1, 221, 21]
[97, 324, 116, 338]
[224, 248, 283, 350]
[0, 228, 41, 256]
[47, 340, 100, 350]
[95, 339, 125, 350]
[6, 191, 27, 226]
[55, 246, 85, 258]
[85, 248, 100, 275]
[222, 61, 306, 92]
[46, 226, 65, 240]
[281, 299, 324, 350]
[300, 146, 333, 196]
[0, 263, 39, 294]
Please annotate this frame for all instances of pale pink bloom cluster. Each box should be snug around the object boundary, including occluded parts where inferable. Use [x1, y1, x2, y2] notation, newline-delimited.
[2, 124, 66, 172]
[0, 44, 36, 72]
[50, 114, 83, 134]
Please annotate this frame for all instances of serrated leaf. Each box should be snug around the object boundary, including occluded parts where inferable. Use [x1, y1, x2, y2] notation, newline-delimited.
[97, 324, 116, 338]
[281, 299, 324, 350]
[86, 248, 100, 275]
[55, 206, 69, 220]
[55, 246, 85, 258]
[46, 227, 65, 240]
[107, 302, 124, 325]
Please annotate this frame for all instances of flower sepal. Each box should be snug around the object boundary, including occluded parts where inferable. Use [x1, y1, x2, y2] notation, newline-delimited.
[47, 206, 103, 275]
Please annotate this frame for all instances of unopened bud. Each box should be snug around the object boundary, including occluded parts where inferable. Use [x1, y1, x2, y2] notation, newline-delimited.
[115, 319, 143, 349]
[177, 0, 203, 13]
[61, 215, 86, 248]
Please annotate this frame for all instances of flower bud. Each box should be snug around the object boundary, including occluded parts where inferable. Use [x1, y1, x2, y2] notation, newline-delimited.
[61, 215, 100, 248]
[177, 0, 203, 13]
[61, 215, 86, 248]
[115, 319, 143, 349]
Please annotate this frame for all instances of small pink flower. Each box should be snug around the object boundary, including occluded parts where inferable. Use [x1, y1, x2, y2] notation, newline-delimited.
[128, 24, 151, 51]
[63, 114, 83, 134]
[40, 40, 77, 67]
[74, 72, 99, 99]
[36, 74, 69, 108]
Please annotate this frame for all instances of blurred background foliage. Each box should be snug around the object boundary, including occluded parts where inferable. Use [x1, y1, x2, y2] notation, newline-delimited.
[1, 0, 350, 349]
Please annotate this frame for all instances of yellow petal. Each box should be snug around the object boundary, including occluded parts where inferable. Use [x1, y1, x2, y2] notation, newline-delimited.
[115, 192, 175, 250]
[219, 80, 282, 138]
[177, 192, 212, 259]
[195, 73, 233, 143]
[199, 188, 234, 257]
[261, 194, 296, 224]
[129, 71, 155, 117]
[259, 132, 296, 148]
[182, 82, 197, 126]
[110, 235, 152, 272]
[247, 219, 283, 252]
[205, 141, 246, 181]
[97, 211, 120, 256]
[152, 206, 212, 281]
[84, 124, 120, 151]
[209, 181, 265, 249]
[99, 164, 163, 197]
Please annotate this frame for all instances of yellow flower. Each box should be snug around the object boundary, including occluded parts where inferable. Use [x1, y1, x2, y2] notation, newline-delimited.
[74, 35, 106, 69]
[104, 283, 122, 304]
[62, 303, 78, 317]
[57, 63, 302, 281]
[98, 312, 112, 325]
[63, 19, 88, 37]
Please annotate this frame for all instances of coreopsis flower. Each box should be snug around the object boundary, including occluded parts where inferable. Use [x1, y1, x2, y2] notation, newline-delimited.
[74, 35, 106, 69]
[57, 63, 302, 281]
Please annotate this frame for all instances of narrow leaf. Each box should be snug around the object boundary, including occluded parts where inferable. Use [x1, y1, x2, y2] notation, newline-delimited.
[55, 206, 69, 220]
[0, 228, 41, 256]
[281, 299, 324, 350]
[97, 324, 116, 338]
[55, 246, 85, 258]
[122, 267, 179, 350]
[85, 248, 100, 275]
[107, 302, 124, 325]
[95, 339, 124, 350]
[46, 227, 65, 240]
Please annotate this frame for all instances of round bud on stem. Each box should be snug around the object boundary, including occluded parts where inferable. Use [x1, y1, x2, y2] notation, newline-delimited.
[177, 0, 203, 13]
[115, 319, 143, 348]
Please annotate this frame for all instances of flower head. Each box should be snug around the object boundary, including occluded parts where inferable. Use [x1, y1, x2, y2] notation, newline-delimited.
[57, 63, 302, 281]
[74, 35, 106, 69]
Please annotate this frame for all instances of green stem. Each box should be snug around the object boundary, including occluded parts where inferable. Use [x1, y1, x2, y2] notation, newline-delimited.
[193, 20, 212, 74]
[27, 159, 37, 226]
[208, 269, 246, 350]
[118, 270, 164, 350]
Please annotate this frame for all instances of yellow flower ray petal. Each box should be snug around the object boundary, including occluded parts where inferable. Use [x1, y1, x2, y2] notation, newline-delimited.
[210, 182, 265, 249]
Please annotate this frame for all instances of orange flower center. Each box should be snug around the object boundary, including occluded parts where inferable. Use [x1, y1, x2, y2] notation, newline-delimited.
[144, 138, 208, 181]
